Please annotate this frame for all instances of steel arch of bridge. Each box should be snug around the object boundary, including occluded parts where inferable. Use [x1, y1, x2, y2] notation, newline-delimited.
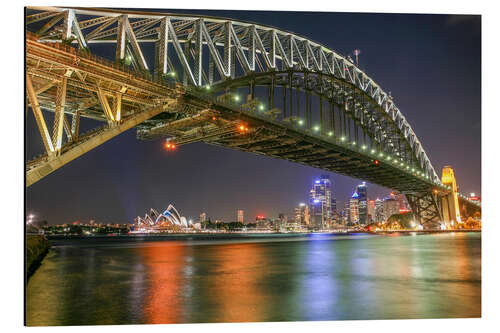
[26, 6, 438, 182]
[25, 7, 481, 223]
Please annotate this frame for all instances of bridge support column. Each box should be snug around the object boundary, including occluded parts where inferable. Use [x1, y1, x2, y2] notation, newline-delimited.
[406, 192, 443, 226]
[441, 166, 462, 227]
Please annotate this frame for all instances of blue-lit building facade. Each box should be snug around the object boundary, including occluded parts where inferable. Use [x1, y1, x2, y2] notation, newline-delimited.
[356, 182, 368, 225]
[309, 175, 335, 230]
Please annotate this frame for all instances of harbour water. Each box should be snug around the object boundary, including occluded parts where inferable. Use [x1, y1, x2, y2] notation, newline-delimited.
[26, 232, 481, 326]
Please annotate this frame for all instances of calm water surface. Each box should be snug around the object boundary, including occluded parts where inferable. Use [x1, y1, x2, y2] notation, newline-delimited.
[26, 232, 481, 325]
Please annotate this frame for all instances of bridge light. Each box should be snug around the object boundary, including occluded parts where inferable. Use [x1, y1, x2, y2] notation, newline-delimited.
[238, 124, 249, 133]
[298, 119, 304, 126]
[313, 125, 320, 132]
[406, 166, 410, 169]
[341, 136, 346, 142]
[387, 156, 391, 161]
[351, 141, 356, 145]
[233, 94, 240, 102]
[374, 160, 380, 165]
[212, 116, 217, 121]
[205, 85, 211, 90]
[164, 142, 176, 150]
[371, 149, 376, 154]
[259, 104, 265, 111]
[379, 153, 384, 157]
[169, 71, 176, 77]
[328, 131, 333, 136]
[362, 145, 367, 150]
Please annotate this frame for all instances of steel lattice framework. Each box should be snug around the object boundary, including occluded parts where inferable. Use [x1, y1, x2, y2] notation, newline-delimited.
[25, 7, 480, 223]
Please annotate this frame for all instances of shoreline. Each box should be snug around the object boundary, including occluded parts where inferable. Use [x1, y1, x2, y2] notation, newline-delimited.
[44, 229, 481, 242]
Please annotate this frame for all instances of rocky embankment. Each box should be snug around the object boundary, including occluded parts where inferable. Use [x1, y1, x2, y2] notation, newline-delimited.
[26, 235, 50, 280]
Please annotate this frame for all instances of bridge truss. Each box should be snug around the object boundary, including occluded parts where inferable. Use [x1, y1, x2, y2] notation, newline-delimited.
[25, 7, 480, 223]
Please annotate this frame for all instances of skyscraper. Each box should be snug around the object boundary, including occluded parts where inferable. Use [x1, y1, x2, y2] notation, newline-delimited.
[367, 200, 375, 223]
[294, 203, 309, 227]
[237, 209, 244, 223]
[393, 191, 409, 212]
[375, 198, 384, 222]
[383, 198, 399, 222]
[309, 175, 334, 229]
[310, 199, 324, 230]
[355, 182, 368, 225]
[349, 195, 359, 225]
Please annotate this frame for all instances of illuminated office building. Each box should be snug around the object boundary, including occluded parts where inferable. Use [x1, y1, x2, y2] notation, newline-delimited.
[355, 182, 368, 225]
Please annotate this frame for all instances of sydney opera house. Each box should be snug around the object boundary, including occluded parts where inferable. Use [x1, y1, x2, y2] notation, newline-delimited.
[133, 204, 192, 232]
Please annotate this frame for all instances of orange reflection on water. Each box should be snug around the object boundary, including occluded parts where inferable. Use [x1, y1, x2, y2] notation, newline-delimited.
[203, 242, 268, 323]
[140, 242, 186, 324]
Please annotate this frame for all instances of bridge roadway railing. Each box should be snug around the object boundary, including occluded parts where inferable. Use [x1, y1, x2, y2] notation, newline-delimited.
[26, 31, 153, 82]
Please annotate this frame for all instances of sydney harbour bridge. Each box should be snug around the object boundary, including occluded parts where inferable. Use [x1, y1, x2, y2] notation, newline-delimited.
[25, 7, 480, 226]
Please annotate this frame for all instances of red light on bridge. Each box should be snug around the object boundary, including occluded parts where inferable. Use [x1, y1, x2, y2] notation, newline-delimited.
[212, 116, 217, 121]
[238, 124, 249, 133]
[164, 142, 177, 150]
[374, 160, 379, 165]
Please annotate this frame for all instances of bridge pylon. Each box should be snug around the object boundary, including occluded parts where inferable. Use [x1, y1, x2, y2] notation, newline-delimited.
[441, 166, 462, 227]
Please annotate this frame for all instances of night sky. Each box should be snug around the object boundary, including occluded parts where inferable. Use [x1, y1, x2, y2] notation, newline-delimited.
[26, 9, 481, 224]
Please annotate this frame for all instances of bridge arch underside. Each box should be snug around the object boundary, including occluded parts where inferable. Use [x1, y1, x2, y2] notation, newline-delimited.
[25, 7, 481, 223]
[139, 70, 437, 194]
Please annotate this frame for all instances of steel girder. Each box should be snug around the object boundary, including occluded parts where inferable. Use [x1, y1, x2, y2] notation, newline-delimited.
[25, 34, 185, 186]
[26, 6, 438, 184]
[406, 192, 443, 225]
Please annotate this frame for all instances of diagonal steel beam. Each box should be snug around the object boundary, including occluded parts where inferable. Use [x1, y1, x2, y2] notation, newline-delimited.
[52, 76, 68, 153]
[96, 85, 115, 123]
[26, 73, 55, 154]
[27, 99, 181, 187]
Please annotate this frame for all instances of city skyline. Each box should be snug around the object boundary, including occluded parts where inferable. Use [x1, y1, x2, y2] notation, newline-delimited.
[26, 10, 481, 225]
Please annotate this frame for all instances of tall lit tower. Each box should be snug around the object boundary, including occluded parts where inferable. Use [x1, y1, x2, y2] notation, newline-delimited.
[309, 175, 333, 229]
[375, 198, 384, 222]
[355, 182, 368, 225]
[295, 203, 309, 227]
[237, 209, 244, 224]
[441, 166, 462, 226]
[349, 193, 359, 225]
[367, 200, 375, 223]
